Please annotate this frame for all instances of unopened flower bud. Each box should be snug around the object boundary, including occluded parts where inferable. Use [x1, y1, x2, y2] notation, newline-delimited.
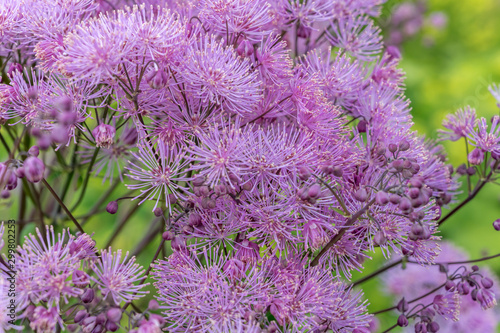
[74, 310, 88, 323]
[153, 207, 163, 217]
[106, 308, 122, 323]
[188, 213, 202, 226]
[28, 145, 39, 157]
[308, 184, 321, 198]
[408, 187, 420, 199]
[389, 193, 401, 204]
[106, 201, 118, 214]
[15, 167, 25, 178]
[237, 40, 254, 57]
[391, 159, 404, 172]
[399, 197, 412, 213]
[298, 166, 311, 180]
[427, 322, 439, 333]
[37, 135, 52, 150]
[375, 191, 389, 205]
[468, 148, 484, 165]
[396, 298, 409, 313]
[373, 230, 386, 246]
[162, 230, 175, 241]
[171, 236, 187, 252]
[182, 225, 194, 234]
[92, 124, 116, 149]
[81, 288, 95, 303]
[399, 140, 410, 151]
[493, 219, 500, 231]
[148, 299, 160, 311]
[388, 143, 398, 153]
[193, 176, 205, 187]
[445, 280, 455, 291]
[357, 120, 367, 133]
[332, 166, 343, 177]
[146, 68, 169, 89]
[456, 163, 467, 175]
[106, 321, 119, 332]
[354, 188, 368, 202]
[481, 277, 494, 289]
[397, 314, 409, 327]
[24, 156, 45, 183]
[466, 166, 476, 176]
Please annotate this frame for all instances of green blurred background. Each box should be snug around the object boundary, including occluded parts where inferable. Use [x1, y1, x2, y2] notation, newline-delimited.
[1, 0, 500, 331]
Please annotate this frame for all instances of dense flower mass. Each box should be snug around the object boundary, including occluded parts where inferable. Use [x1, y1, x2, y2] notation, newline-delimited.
[0, 0, 499, 332]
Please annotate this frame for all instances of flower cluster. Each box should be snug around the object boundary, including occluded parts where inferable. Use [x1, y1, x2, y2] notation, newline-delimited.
[0, 0, 499, 332]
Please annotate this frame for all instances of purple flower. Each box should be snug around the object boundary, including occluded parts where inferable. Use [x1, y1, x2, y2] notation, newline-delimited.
[126, 141, 189, 211]
[92, 124, 116, 149]
[438, 106, 477, 141]
[90, 248, 149, 305]
[467, 116, 500, 154]
[29, 306, 62, 333]
[179, 35, 262, 116]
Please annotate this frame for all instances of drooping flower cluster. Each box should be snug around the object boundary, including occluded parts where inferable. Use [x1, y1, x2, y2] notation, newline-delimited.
[0, 0, 499, 332]
[383, 242, 500, 332]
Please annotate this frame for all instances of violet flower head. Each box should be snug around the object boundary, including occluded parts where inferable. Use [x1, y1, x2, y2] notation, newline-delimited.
[126, 141, 189, 211]
[438, 106, 477, 141]
[180, 35, 262, 116]
[90, 248, 149, 305]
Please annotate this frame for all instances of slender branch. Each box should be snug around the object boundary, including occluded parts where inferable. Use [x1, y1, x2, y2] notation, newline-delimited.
[42, 179, 85, 234]
[371, 283, 446, 315]
[438, 169, 494, 226]
[311, 198, 376, 267]
[350, 259, 403, 288]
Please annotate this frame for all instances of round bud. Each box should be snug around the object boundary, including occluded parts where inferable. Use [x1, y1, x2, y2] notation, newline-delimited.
[74, 310, 88, 323]
[148, 299, 160, 310]
[357, 120, 367, 133]
[106, 308, 122, 323]
[308, 184, 321, 199]
[298, 166, 311, 181]
[391, 159, 404, 172]
[409, 177, 423, 188]
[332, 166, 343, 177]
[456, 163, 467, 175]
[466, 166, 476, 176]
[427, 322, 439, 333]
[96, 313, 106, 325]
[398, 140, 410, 151]
[408, 187, 420, 199]
[153, 207, 163, 217]
[388, 143, 398, 153]
[493, 219, 500, 231]
[106, 201, 118, 214]
[106, 321, 119, 332]
[24, 156, 45, 183]
[396, 298, 409, 313]
[399, 197, 412, 213]
[81, 288, 94, 304]
[354, 188, 368, 202]
[162, 230, 174, 240]
[481, 277, 494, 289]
[375, 191, 389, 205]
[389, 193, 401, 204]
[28, 145, 39, 157]
[15, 167, 25, 178]
[146, 68, 169, 89]
[237, 40, 254, 57]
[192, 176, 205, 187]
[471, 265, 479, 272]
[445, 280, 455, 291]
[397, 314, 409, 327]
[188, 213, 202, 226]
[373, 230, 386, 246]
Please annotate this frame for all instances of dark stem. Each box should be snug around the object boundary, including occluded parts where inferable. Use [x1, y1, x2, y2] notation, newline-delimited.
[42, 179, 85, 234]
[311, 198, 376, 267]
